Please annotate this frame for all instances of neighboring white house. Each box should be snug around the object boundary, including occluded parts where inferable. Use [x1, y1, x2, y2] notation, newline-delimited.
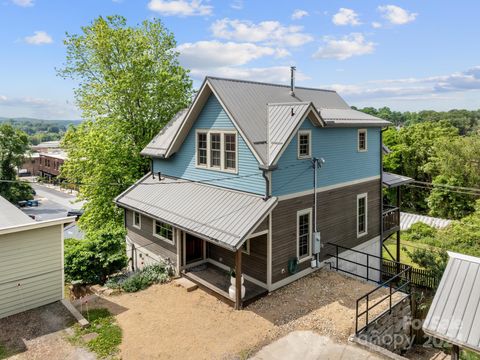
[0, 195, 74, 319]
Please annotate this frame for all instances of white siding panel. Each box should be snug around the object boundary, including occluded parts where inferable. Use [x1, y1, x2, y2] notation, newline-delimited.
[0, 225, 63, 319]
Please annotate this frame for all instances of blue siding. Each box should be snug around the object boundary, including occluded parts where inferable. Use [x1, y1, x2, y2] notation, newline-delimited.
[153, 95, 264, 195]
[272, 119, 381, 196]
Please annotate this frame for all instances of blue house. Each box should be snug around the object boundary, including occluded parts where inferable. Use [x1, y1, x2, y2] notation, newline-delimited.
[115, 75, 395, 309]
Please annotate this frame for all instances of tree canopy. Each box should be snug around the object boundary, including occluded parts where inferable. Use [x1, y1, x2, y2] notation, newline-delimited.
[58, 15, 193, 236]
[0, 123, 33, 202]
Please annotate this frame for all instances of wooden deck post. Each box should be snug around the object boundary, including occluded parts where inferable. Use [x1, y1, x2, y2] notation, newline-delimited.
[451, 345, 460, 360]
[235, 249, 242, 310]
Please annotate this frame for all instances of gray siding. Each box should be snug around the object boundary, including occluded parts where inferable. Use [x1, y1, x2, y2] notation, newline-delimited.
[271, 179, 381, 284]
[207, 234, 267, 283]
[0, 225, 63, 319]
[125, 209, 177, 266]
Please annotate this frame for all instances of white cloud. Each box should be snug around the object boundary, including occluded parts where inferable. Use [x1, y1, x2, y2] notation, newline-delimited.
[24, 31, 53, 45]
[378, 5, 417, 25]
[211, 18, 313, 47]
[313, 33, 375, 60]
[332, 8, 361, 26]
[177, 40, 286, 69]
[292, 9, 309, 20]
[11, 0, 34, 7]
[147, 0, 212, 16]
[189, 66, 309, 83]
[324, 66, 480, 103]
[0, 95, 80, 120]
[372, 22, 382, 28]
[230, 0, 242, 10]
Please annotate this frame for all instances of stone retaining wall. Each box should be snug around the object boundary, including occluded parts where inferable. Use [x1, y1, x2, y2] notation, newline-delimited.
[356, 296, 412, 355]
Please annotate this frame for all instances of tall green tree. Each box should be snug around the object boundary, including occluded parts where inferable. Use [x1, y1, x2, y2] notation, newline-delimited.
[383, 121, 459, 212]
[0, 123, 33, 202]
[58, 15, 193, 235]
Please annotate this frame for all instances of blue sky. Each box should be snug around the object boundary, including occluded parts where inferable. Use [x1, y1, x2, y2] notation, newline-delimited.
[1, 0, 480, 119]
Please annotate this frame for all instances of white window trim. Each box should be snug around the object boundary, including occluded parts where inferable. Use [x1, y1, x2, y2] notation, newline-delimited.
[153, 220, 175, 245]
[357, 193, 368, 238]
[296, 208, 312, 262]
[132, 211, 141, 229]
[358, 129, 368, 152]
[241, 239, 250, 255]
[195, 129, 238, 174]
[297, 130, 312, 159]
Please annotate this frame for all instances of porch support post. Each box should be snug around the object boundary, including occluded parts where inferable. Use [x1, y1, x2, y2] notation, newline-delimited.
[235, 249, 242, 310]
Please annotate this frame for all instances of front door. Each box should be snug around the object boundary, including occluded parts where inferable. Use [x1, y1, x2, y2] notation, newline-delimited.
[185, 233, 204, 264]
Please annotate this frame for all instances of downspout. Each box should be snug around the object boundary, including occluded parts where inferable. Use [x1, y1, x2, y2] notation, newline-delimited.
[261, 169, 271, 200]
[312, 157, 325, 267]
[380, 129, 386, 261]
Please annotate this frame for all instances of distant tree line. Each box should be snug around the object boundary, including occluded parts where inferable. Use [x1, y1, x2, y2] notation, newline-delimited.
[0, 118, 82, 145]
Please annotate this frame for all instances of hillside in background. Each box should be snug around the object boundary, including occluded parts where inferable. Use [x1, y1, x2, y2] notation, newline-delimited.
[0, 117, 82, 145]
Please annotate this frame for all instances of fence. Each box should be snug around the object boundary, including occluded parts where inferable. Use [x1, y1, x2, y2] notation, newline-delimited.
[382, 259, 438, 289]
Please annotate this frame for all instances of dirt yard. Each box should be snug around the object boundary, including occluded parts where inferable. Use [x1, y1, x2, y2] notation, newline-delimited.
[0, 302, 95, 360]
[84, 269, 401, 359]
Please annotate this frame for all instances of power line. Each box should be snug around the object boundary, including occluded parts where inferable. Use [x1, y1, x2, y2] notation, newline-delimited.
[411, 180, 480, 194]
[405, 183, 480, 197]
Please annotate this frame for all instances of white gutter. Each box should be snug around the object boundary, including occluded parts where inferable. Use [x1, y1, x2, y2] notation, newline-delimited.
[0, 216, 75, 236]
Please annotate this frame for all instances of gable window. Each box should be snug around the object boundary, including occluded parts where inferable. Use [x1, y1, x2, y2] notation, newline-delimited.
[357, 193, 368, 237]
[196, 130, 238, 173]
[297, 130, 311, 159]
[297, 208, 312, 261]
[153, 220, 174, 245]
[197, 132, 207, 166]
[133, 211, 141, 229]
[224, 133, 236, 170]
[358, 129, 367, 152]
[210, 133, 221, 168]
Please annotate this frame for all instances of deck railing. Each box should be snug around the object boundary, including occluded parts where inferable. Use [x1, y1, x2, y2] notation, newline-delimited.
[383, 205, 400, 234]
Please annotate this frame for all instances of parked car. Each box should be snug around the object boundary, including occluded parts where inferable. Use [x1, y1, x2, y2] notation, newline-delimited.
[67, 209, 84, 220]
[27, 200, 39, 207]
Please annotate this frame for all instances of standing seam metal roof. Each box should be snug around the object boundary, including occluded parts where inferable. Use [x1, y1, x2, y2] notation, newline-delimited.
[423, 252, 480, 353]
[115, 175, 277, 250]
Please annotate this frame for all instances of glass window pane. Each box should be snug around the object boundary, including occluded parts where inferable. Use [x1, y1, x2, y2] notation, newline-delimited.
[224, 134, 236, 170]
[210, 133, 221, 167]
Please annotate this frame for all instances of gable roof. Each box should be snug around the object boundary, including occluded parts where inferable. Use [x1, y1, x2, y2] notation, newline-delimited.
[141, 76, 391, 165]
[423, 252, 480, 353]
[0, 195, 35, 229]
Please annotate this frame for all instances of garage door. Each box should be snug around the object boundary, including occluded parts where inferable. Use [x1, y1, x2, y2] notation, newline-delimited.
[0, 225, 63, 319]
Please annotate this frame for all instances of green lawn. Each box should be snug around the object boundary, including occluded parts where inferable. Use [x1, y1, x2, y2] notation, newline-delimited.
[383, 239, 436, 268]
[68, 308, 122, 359]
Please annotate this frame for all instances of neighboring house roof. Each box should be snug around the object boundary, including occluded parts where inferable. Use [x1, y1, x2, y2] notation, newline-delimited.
[382, 143, 392, 155]
[0, 195, 35, 228]
[64, 222, 85, 240]
[382, 172, 414, 188]
[115, 174, 278, 251]
[400, 212, 452, 231]
[141, 76, 391, 165]
[423, 252, 480, 353]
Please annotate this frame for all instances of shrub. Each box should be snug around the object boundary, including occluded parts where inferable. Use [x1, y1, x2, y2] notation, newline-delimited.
[106, 263, 173, 293]
[64, 226, 127, 284]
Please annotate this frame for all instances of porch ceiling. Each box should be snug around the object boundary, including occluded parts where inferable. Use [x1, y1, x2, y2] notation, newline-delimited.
[115, 174, 277, 251]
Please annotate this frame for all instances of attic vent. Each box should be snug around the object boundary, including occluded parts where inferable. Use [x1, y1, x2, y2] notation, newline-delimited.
[291, 107, 295, 116]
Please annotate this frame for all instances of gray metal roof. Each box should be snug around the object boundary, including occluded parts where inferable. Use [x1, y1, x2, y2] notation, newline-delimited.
[267, 102, 322, 166]
[400, 212, 452, 231]
[0, 195, 35, 229]
[142, 77, 391, 165]
[141, 109, 188, 157]
[382, 172, 414, 188]
[319, 108, 390, 127]
[115, 174, 277, 250]
[423, 252, 480, 353]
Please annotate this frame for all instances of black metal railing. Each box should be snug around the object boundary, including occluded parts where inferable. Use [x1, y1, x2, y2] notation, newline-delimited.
[382, 259, 438, 289]
[355, 267, 412, 334]
[383, 205, 400, 233]
[326, 242, 412, 335]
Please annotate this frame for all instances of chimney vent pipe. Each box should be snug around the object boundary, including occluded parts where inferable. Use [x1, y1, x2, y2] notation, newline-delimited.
[290, 66, 296, 96]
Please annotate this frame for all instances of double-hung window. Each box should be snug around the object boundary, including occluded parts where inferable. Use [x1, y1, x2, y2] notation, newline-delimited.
[133, 211, 141, 229]
[297, 130, 311, 159]
[358, 129, 367, 152]
[357, 193, 368, 237]
[153, 220, 174, 245]
[196, 130, 237, 172]
[297, 208, 312, 261]
[197, 132, 207, 166]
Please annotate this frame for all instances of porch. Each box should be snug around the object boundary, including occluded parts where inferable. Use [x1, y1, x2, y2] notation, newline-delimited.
[182, 263, 268, 307]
